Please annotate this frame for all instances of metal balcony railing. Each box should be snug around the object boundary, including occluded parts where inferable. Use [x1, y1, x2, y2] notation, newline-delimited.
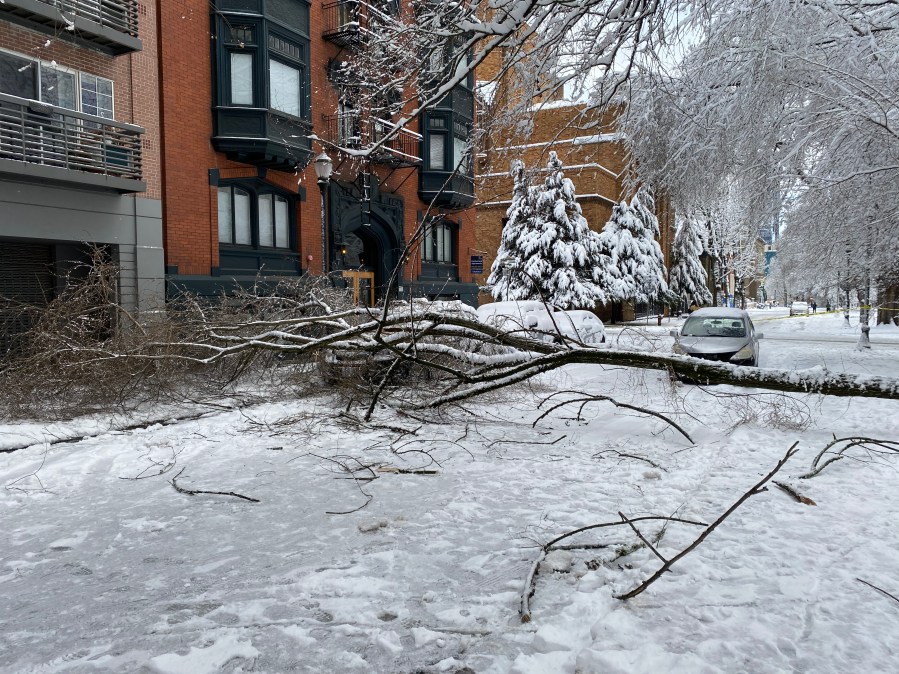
[43, 0, 139, 37]
[322, 1, 367, 46]
[323, 112, 421, 167]
[0, 92, 143, 184]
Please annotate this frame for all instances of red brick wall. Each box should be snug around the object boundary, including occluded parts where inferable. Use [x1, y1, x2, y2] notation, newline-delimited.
[158, 1, 476, 284]
[157, 0, 216, 274]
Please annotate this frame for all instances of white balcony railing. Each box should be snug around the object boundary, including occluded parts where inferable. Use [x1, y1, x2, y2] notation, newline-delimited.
[45, 0, 139, 37]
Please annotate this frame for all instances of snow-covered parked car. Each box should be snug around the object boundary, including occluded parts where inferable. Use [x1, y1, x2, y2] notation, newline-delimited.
[476, 301, 547, 335]
[410, 298, 479, 320]
[476, 301, 605, 344]
[528, 309, 606, 344]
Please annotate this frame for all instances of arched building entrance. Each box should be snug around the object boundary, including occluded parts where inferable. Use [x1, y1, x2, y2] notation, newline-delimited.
[328, 177, 404, 304]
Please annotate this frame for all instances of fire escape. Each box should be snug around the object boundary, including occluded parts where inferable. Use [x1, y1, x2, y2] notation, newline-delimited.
[321, 0, 420, 218]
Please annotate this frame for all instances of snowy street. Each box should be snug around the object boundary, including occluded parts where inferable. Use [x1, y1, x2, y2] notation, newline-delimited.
[2, 312, 899, 674]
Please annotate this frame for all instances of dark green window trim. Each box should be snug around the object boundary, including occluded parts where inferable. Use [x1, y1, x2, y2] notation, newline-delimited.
[217, 179, 297, 252]
[213, 1, 311, 122]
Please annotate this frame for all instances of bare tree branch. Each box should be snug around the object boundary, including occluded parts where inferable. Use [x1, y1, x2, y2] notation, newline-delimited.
[615, 441, 800, 600]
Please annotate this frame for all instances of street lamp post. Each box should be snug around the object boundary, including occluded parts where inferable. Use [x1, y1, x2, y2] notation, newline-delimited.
[314, 151, 333, 275]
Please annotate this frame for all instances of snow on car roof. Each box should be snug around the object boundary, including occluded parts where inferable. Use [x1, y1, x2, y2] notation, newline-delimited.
[689, 307, 750, 319]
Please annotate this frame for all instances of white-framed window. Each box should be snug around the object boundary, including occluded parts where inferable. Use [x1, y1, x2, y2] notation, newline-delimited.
[218, 185, 293, 250]
[421, 221, 454, 263]
[0, 48, 114, 119]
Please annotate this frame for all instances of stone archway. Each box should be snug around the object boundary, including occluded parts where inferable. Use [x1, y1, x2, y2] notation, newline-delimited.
[329, 177, 404, 301]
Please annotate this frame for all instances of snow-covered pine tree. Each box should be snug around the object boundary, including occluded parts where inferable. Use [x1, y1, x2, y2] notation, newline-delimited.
[669, 216, 713, 309]
[488, 153, 604, 308]
[486, 159, 538, 301]
[522, 152, 604, 309]
[598, 189, 670, 305]
[597, 200, 645, 303]
[630, 187, 669, 302]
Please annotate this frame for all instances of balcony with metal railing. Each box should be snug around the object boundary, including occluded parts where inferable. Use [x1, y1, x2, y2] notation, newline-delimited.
[322, 1, 368, 47]
[0, 92, 145, 193]
[322, 112, 421, 168]
[0, 0, 141, 54]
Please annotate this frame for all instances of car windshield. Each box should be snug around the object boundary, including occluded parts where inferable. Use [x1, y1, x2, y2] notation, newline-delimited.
[682, 316, 747, 338]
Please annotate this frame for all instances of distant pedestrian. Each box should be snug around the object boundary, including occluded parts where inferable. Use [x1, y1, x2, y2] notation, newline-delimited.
[811, 300, 817, 313]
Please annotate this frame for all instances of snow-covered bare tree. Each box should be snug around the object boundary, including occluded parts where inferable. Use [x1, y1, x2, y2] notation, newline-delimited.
[488, 152, 604, 308]
[328, 1, 679, 162]
[669, 216, 712, 310]
[621, 0, 899, 320]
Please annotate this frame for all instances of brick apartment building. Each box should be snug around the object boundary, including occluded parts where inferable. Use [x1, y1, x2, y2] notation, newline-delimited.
[0, 0, 163, 347]
[475, 57, 674, 320]
[159, 0, 479, 306]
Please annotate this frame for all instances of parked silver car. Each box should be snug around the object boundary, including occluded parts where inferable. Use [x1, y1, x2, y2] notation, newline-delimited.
[671, 308, 763, 366]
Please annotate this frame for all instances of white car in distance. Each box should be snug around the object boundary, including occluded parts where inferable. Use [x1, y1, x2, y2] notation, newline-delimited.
[789, 301, 809, 316]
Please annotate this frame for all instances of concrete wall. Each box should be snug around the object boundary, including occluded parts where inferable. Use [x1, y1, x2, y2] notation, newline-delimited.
[0, 181, 164, 310]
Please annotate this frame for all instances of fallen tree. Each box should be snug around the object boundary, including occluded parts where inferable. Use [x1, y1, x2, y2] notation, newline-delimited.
[6, 294, 899, 414]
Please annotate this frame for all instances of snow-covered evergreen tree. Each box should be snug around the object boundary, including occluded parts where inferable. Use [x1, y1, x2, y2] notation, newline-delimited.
[527, 153, 605, 308]
[669, 216, 713, 308]
[488, 153, 604, 309]
[486, 159, 537, 302]
[630, 187, 669, 301]
[597, 190, 668, 304]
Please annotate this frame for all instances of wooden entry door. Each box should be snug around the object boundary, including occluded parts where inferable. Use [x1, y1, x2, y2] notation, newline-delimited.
[342, 270, 375, 307]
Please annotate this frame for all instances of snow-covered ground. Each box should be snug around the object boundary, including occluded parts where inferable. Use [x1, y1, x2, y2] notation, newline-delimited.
[2, 311, 898, 673]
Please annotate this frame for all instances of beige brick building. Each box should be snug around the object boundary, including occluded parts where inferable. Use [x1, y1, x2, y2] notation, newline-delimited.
[474, 56, 674, 321]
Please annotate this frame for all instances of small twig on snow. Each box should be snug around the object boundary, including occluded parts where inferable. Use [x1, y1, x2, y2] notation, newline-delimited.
[169, 467, 260, 503]
[619, 511, 667, 563]
[800, 436, 899, 479]
[772, 481, 816, 505]
[536, 391, 694, 445]
[520, 515, 707, 622]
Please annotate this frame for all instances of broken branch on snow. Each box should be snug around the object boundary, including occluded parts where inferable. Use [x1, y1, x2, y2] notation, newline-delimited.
[799, 436, 899, 479]
[615, 441, 800, 600]
[169, 467, 260, 503]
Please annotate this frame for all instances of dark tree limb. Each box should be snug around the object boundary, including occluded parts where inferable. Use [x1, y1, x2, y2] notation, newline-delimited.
[856, 578, 899, 606]
[615, 441, 800, 600]
[543, 515, 707, 550]
[619, 511, 668, 563]
[800, 436, 899, 479]
[535, 391, 694, 445]
[520, 515, 707, 622]
[169, 467, 260, 503]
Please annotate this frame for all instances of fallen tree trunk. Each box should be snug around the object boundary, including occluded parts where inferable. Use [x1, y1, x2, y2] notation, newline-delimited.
[11, 302, 899, 410]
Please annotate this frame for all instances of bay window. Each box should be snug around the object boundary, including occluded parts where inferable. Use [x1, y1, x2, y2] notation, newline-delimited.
[215, 6, 309, 120]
